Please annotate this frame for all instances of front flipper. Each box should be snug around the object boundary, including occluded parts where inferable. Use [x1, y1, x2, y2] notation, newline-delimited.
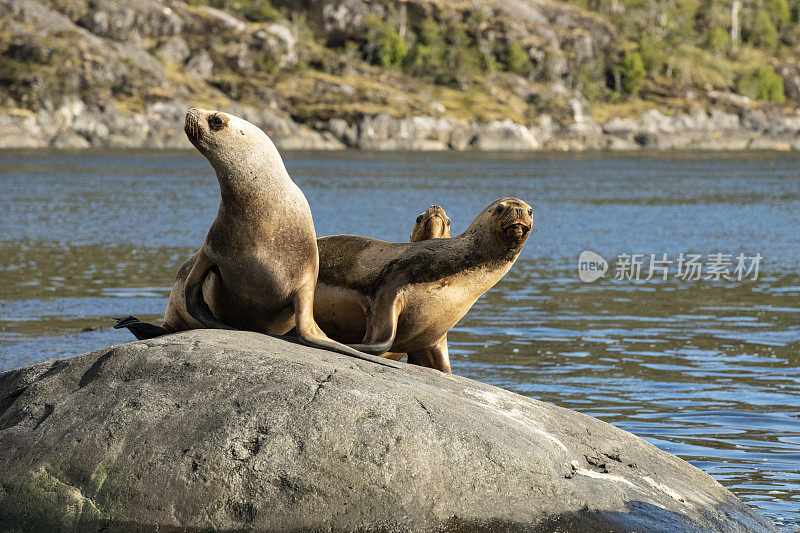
[346, 290, 402, 356]
[184, 254, 236, 330]
[113, 316, 168, 340]
[293, 286, 400, 369]
[407, 336, 451, 373]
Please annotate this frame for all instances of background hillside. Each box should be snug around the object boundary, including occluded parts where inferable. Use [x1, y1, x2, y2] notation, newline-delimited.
[3, 0, 800, 150]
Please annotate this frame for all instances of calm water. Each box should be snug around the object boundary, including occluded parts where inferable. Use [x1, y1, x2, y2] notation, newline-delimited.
[1, 149, 799, 529]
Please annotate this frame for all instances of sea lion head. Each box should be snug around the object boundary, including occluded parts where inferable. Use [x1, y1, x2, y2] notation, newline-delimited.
[410, 205, 451, 242]
[184, 108, 282, 178]
[467, 197, 533, 248]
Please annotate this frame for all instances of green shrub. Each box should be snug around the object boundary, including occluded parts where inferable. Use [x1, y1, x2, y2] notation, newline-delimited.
[671, 0, 698, 39]
[755, 64, 785, 102]
[705, 27, 731, 53]
[444, 20, 482, 79]
[749, 10, 779, 51]
[571, 64, 604, 103]
[639, 37, 667, 75]
[418, 17, 444, 49]
[620, 50, 646, 95]
[364, 15, 407, 69]
[503, 41, 531, 74]
[766, 0, 791, 25]
[737, 65, 785, 103]
[242, 1, 279, 23]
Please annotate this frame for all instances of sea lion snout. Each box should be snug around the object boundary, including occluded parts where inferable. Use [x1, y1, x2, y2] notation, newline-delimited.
[184, 109, 202, 141]
[493, 198, 533, 240]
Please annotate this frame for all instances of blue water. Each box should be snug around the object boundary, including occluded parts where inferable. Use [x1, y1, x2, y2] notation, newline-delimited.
[1, 149, 799, 528]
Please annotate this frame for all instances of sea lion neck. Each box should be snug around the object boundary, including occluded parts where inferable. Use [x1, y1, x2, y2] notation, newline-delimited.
[213, 157, 293, 208]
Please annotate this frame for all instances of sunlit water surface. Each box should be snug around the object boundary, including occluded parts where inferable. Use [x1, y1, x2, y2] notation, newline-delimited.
[1, 149, 799, 529]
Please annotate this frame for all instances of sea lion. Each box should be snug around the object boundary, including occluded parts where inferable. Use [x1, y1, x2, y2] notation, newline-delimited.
[117, 108, 397, 368]
[410, 205, 451, 241]
[313, 197, 533, 373]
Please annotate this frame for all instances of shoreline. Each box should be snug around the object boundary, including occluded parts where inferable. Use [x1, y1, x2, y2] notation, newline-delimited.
[5, 104, 800, 153]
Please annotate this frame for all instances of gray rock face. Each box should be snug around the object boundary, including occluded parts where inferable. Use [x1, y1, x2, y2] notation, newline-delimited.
[0, 331, 774, 532]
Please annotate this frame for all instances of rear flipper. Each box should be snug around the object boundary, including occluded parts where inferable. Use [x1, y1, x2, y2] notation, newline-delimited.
[293, 336, 400, 368]
[113, 316, 168, 340]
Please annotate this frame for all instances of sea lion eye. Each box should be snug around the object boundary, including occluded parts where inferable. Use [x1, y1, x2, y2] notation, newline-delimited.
[527, 207, 533, 216]
[496, 205, 505, 214]
[208, 114, 226, 131]
[416, 215, 424, 224]
[446, 218, 451, 226]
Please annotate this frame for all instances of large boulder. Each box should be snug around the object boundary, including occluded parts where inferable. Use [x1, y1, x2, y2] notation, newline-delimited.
[0, 330, 774, 532]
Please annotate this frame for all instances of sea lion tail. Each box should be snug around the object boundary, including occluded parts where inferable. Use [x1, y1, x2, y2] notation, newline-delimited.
[113, 316, 168, 340]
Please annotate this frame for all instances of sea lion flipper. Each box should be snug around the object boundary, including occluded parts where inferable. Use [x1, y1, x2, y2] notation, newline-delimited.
[113, 316, 168, 340]
[294, 336, 400, 368]
[407, 336, 451, 373]
[293, 287, 400, 368]
[184, 253, 236, 331]
[347, 291, 402, 356]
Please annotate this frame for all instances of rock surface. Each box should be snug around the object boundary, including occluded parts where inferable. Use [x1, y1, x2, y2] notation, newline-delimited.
[0, 330, 774, 531]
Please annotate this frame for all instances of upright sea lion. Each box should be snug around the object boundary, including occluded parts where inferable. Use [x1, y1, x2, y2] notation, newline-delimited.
[117, 108, 397, 368]
[410, 205, 451, 241]
[313, 197, 533, 373]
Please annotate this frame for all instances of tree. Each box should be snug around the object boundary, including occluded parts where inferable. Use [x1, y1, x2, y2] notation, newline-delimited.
[749, 9, 779, 51]
[364, 15, 407, 69]
[705, 26, 731, 53]
[621, 50, 646, 96]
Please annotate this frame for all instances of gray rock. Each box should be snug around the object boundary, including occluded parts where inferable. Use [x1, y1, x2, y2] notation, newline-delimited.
[193, 5, 246, 33]
[0, 111, 45, 148]
[355, 114, 453, 150]
[740, 108, 770, 133]
[254, 23, 298, 68]
[602, 117, 639, 135]
[77, 0, 184, 40]
[184, 50, 214, 79]
[157, 35, 190, 64]
[776, 63, 800, 102]
[50, 130, 90, 149]
[321, 0, 385, 43]
[470, 120, 541, 150]
[0, 330, 774, 531]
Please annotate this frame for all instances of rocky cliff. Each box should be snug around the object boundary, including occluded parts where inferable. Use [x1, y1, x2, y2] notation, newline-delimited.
[0, 330, 775, 531]
[2, 0, 800, 150]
